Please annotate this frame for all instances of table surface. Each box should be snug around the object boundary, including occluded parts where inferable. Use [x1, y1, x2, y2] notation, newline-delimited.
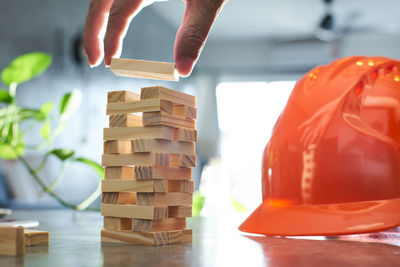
[0, 209, 399, 267]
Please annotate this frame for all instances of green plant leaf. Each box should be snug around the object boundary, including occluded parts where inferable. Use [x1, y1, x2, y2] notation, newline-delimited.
[74, 157, 104, 179]
[0, 89, 13, 104]
[230, 197, 248, 213]
[192, 190, 205, 217]
[40, 120, 51, 142]
[59, 90, 81, 119]
[48, 148, 75, 161]
[1, 52, 52, 86]
[0, 142, 25, 159]
[39, 102, 53, 118]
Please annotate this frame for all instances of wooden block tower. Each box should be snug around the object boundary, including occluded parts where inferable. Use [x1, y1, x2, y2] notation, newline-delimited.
[101, 86, 197, 245]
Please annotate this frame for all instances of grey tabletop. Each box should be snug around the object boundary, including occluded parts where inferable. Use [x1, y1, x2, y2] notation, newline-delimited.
[0, 209, 399, 267]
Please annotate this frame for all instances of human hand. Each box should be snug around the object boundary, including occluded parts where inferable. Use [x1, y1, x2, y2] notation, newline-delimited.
[83, 0, 226, 77]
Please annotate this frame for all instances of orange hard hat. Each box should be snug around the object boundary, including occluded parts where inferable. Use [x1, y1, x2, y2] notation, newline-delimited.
[239, 56, 400, 236]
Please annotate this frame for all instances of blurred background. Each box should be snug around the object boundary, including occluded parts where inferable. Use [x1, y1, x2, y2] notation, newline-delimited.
[1, 0, 400, 216]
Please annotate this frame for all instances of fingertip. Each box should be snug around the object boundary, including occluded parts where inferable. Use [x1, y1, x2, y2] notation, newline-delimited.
[175, 58, 195, 77]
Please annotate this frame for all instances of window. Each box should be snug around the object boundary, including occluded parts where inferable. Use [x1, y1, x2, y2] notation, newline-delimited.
[215, 81, 295, 212]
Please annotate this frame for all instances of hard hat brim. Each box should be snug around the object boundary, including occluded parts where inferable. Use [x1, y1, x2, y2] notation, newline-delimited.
[239, 198, 400, 236]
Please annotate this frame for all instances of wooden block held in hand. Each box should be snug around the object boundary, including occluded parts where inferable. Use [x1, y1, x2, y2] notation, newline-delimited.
[102, 192, 137, 204]
[103, 126, 197, 142]
[132, 139, 195, 155]
[110, 58, 179, 82]
[143, 111, 195, 129]
[24, 229, 49, 246]
[132, 218, 186, 232]
[141, 86, 195, 107]
[104, 217, 132, 231]
[105, 166, 135, 180]
[0, 226, 24, 255]
[109, 114, 142, 127]
[107, 99, 173, 115]
[101, 204, 168, 219]
[104, 140, 131, 154]
[108, 90, 140, 103]
[135, 166, 192, 180]
[173, 105, 197, 119]
[168, 206, 192, 218]
[137, 192, 192, 206]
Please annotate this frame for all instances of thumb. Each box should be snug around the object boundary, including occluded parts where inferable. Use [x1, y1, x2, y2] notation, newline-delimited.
[174, 0, 226, 77]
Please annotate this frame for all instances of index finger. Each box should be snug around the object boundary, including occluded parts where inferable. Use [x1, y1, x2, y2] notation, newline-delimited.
[83, 0, 114, 67]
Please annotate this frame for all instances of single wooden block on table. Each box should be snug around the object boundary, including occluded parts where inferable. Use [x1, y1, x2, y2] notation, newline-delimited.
[143, 111, 196, 129]
[105, 166, 135, 180]
[24, 229, 49, 246]
[141, 86, 195, 107]
[101, 229, 191, 245]
[135, 166, 192, 180]
[104, 217, 132, 231]
[102, 192, 137, 204]
[0, 226, 24, 256]
[104, 140, 132, 154]
[137, 192, 193, 206]
[106, 99, 173, 115]
[102, 179, 194, 193]
[110, 58, 179, 82]
[103, 125, 197, 142]
[101, 204, 168, 219]
[132, 218, 186, 232]
[108, 90, 140, 103]
[132, 139, 195, 155]
[109, 114, 142, 127]
[173, 105, 197, 119]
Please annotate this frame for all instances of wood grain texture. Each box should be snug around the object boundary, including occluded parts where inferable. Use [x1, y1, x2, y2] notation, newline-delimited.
[109, 114, 142, 127]
[108, 90, 140, 103]
[107, 99, 173, 115]
[135, 166, 192, 180]
[102, 153, 169, 167]
[104, 140, 131, 154]
[101, 229, 191, 245]
[101, 204, 168, 219]
[137, 192, 192, 206]
[132, 218, 186, 232]
[103, 126, 197, 142]
[110, 58, 178, 82]
[24, 229, 49, 246]
[102, 180, 168, 193]
[102, 192, 137, 204]
[103, 217, 132, 231]
[105, 166, 135, 180]
[0, 226, 24, 255]
[173, 105, 197, 119]
[132, 139, 195, 155]
[101, 229, 168, 245]
[141, 86, 195, 107]
[168, 206, 192, 218]
[169, 154, 196, 167]
[143, 111, 195, 129]
[102, 180, 193, 193]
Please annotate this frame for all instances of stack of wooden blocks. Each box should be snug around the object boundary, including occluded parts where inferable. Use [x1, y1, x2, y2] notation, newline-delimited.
[101, 86, 197, 245]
